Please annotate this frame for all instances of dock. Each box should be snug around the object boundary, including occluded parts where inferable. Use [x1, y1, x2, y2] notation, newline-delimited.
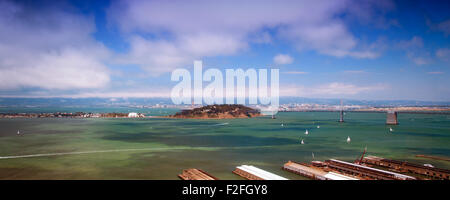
[283, 159, 416, 180]
[178, 168, 218, 180]
[233, 165, 288, 180]
[361, 156, 450, 180]
[283, 161, 359, 180]
[325, 159, 416, 180]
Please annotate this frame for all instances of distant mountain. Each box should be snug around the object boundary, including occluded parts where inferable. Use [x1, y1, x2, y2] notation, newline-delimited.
[0, 97, 448, 107]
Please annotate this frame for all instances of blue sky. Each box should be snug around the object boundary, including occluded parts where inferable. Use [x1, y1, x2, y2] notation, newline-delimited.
[0, 0, 449, 101]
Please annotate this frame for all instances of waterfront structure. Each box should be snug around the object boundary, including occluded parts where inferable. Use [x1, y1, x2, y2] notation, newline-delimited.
[361, 156, 450, 180]
[283, 161, 359, 180]
[386, 111, 398, 125]
[325, 159, 416, 180]
[233, 165, 288, 180]
[178, 168, 218, 180]
[128, 112, 138, 118]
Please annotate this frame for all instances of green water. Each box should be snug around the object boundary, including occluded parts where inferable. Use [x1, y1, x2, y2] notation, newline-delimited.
[0, 111, 449, 179]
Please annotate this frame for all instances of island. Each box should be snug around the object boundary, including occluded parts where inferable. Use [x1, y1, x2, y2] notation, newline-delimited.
[169, 104, 261, 119]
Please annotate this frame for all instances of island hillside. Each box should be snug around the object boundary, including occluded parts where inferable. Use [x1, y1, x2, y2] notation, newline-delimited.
[170, 104, 261, 119]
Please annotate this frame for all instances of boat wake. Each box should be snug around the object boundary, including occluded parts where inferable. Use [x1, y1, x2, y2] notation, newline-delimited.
[0, 147, 187, 160]
[211, 122, 229, 126]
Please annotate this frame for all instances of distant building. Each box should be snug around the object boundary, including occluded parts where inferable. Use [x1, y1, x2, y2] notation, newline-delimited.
[128, 112, 138, 118]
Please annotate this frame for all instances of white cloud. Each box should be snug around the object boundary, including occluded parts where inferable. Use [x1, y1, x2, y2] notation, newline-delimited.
[397, 36, 423, 49]
[436, 48, 450, 62]
[0, 49, 110, 90]
[398, 36, 431, 65]
[114, 34, 246, 75]
[437, 20, 450, 35]
[108, 0, 390, 73]
[283, 71, 308, 75]
[428, 19, 450, 36]
[0, 0, 111, 90]
[273, 54, 294, 65]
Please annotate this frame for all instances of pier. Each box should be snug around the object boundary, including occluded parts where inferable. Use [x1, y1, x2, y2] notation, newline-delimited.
[283, 161, 359, 180]
[178, 168, 218, 180]
[282, 159, 417, 180]
[361, 156, 450, 180]
[325, 159, 416, 180]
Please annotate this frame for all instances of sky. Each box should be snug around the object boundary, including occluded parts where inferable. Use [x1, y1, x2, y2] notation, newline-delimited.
[0, 0, 449, 101]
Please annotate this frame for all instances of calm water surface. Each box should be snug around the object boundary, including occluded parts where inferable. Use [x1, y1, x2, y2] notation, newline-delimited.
[0, 109, 449, 179]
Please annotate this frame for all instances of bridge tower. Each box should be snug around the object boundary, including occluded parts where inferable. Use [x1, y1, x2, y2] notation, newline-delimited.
[386, 110, 398, 125]
[339, 100, 344, 123]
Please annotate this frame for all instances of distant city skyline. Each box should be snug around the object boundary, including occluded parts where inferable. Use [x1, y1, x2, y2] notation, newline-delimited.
[0, 0, 449, 101]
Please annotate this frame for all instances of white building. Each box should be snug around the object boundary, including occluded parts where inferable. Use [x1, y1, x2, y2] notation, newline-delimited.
[128, 112, 138, 118]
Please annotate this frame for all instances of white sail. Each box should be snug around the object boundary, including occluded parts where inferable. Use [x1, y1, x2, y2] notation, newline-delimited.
[346, 136, 351, 143]
[389, 127, 393, 132]
[317, 125, 320, 128]
[301, 139, 304, 144]
[17, 130, 20, 135]
[305, 129, 309, 135]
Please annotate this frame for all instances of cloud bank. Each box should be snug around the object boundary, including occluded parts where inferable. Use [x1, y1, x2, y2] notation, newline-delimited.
[0, 0, 111, 90]
[109, 0, 390, 73]
[273, 54, 294, 65]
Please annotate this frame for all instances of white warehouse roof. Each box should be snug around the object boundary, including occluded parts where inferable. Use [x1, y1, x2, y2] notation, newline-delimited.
[324, 172, 359, 180]
[236, 165, 288, 180]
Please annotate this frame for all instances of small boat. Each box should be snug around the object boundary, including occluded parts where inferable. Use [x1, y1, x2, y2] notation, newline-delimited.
[301, 139, 304, 144]
[317, 125, 320, 129]
[17, 130, 20, 135]
[305, 129, 309, 135]
[389, 127, 393, 132]
[281, 123, 284, 127]
[346, 136, 351, 143]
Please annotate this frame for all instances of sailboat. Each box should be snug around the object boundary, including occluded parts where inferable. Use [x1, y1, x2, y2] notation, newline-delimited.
[389, 127, 393, 132]
[317, 125, 320, 129]
[347, 136, 351, 143]
[305, 129, 309, 135]
[301, 139, 304, 144]
[281, 123, 284, 127]
[17, 130, 20, 135]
